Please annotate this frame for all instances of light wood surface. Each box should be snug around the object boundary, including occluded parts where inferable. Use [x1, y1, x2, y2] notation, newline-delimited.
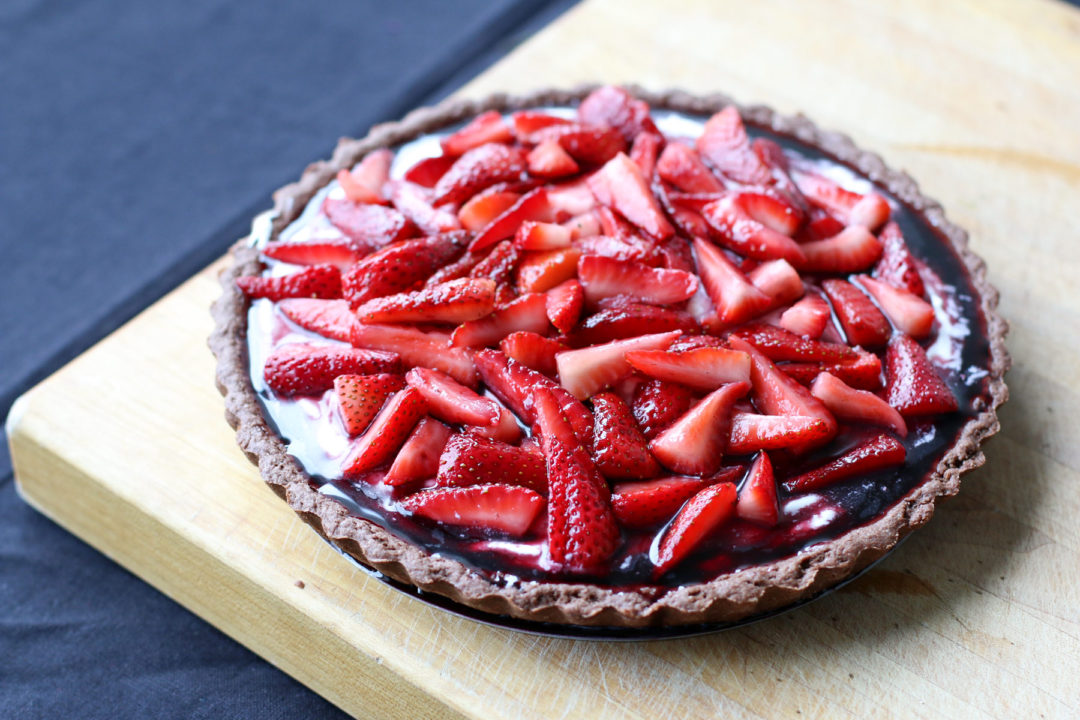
[10, 1, 1080, 717]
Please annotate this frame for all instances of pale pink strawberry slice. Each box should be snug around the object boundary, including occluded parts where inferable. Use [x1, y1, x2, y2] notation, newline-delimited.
[546, 178, 597, 217]
[856, 275, 934, 339]
[747, 259, 805, 308]
[464, 402, 524, 445]
[695, 106, 771, 185]
[780, 346, 883, 391]
[384, 417, 452, 486]
[351, 323, 477, 386]
[784, 433, 907, 493]
[533, 388, 620, 572]
[591, 392, 661, 479]
[470, 187, 555, 251]
[435, 433, 547, 494]
[726, 413, 834, 454]
[632, 379, 695, 439]
[649, 381, 749, 476]
[511, 110, 571, 138]
[342, 234, 464, 307]
[692, 237, 772, 327]
[731, 323, 856, 362]
[562, 211, 602, 240]
[527, 139, 580, 178]
[570, 301, 697, 346]
[386, 180, 462, 234]
[515, 246, 581, 294]
[656, 142, 724, 193]
[653, 481, 737, 575]
[356, 278, 496, 325]
[735, 452, 779, 526]
[796, 225, 884, 274]
[577, 85, 658, 144]
[587, 153, 674, 240]
[449, 292, 548, 347]
[342, 387, 427, 477]
[403, 154, 455, 188]
[611, 475, 710, 529]
[530, 123, 627, 167]
[433, 143, 527, 206]
[322, 197, 414, 246]
[440, 110, 513, 156]
[629, 131, 662, 179]
[458, 189, 521, 231]
[499, 331, 566, 377]
[404, 367, 500, 428]
[874, 221, 926, 297]
[545, 279, 584, 335]
[555, 330, 680, 399]
[821, 278, 891, 349]
[778, 294, 830, 339]
[625, 347, 751, 390]
[337, 148, 393, 204]
[264, 344, 401, 396]
[790, 169, 891, 230]
[333, 373, 406, 436]
[400, 484, 544, 537]
[702, 194, 806, 264]
[237, 264, 342, 301]
[811, 372, 907, 436]
[576, 255, 698, 307]
[278, 298, 358, 342]
[513, 221, 572, 250]
[884, 334, 959, 417]
[262, 238, 366, 269]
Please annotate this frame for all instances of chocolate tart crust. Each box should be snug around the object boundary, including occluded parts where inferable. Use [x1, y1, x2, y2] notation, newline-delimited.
[209, 86, 1010, 628]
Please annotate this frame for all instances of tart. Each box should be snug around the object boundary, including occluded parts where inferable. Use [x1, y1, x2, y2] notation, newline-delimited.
[210, 85, 1008, 628]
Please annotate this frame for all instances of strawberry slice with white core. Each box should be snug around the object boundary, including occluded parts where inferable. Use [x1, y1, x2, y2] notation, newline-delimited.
[735, 452, 779, 526]
[404, 367, 500, 427]
[790, 169, 891, 230]
[653, 481, 738, 576]
[692, 237, 772, 327]
[386, 180, 462, 234]
[702, 194, 806, 264]
[611, 475, 710, 529]
[450, 292, 549, 348]
[337, 148, 393, 204]
[527, 139, 580, 178]
[471, 188, 556, 252]
[649, 381, 750, 476]
[796, 225, 883, 274]
[515, 247, 581, 294]
[577, 255, 698, 306]
[262, 238, 366, 269]
[499, 331, 566, 377]
[747, 259, 805, 308]
[400, 484, 544, 537]
[356, 277, 496, 325]
[625, 347, 752, 390]
[333, 373, 406, 436]
[237, 264, 342, 302]
[278, 298, 359, 342]
[587, 153, 674, 241]
[856, 275, 935, 339]
[385, 418, 452, 486]
[435, 433, 547, 494]
[458, 189, 521, 231]
[591, 392, 661, 480]
[778, 294, 830, 338]
[695, 106, 772, 186]
[433, 143, 527, 206]
[342, 387, 428, 477]
[821, 278, 891, 349]
[351, 323, 477, 386]
[546, 179, 597, 217]
[810, 372, 907, 437]
[440, 110, 513, 156]
[784, 433, 907, 493]
[555, 330, 681, 400]
[726, 413, 835, 454]
[545, 279, 584, 334]
[884, 334, 959, 417]
[562, 211, 602, 240]
[514, 220, 572, 251]
[264, 344, 401, 397]
[656, 142, 725, 193]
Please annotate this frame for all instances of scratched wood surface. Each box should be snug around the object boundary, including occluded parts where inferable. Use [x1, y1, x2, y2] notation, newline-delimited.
[9, 0, 1080, 717]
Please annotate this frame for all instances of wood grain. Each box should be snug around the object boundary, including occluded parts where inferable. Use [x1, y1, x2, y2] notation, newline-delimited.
[10, 0, 1080, 717]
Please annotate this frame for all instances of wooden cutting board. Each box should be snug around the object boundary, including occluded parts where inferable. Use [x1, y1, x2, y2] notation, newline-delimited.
[10, 0, 1080, 717]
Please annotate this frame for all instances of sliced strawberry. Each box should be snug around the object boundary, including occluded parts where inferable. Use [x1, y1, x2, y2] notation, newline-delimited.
[450, 292, 549, 347]
[790, 169, 890, 230]
[751, 137, 810, 212]
[780, 346, 883, 391]
[874, 221, 926, 296]
[262, 238, 366, 269]
[629, 131, 662, 179]
[702, 194, 805, 264]
[514, 220, 572, 250]
[811, 372, 907, 436]
[533, 388, 620, 572]
[333, 373, 407, 436]
[511, 110, 571, 138]
[796, 225, 884, 274]
[649, 381, 749, 476]
[730, 323, 857, 362]
[632, 379, 695, 439]
[545, 279, 584, 335]
[570, 302, 698, 346]
[625, 347, 751, 389]
[386, 180, 462, 234]
[659, 236, 695, 273]
[470, 187, 554, 251]
[424, 250, 485, 287]
[342, 234, 464, 307]
[337, 148, 393, 204]
[577, 85, 657, 144]
[355, 277, 495, 325]
[692, 237, 772, 327]
[527, 139, 580, 178]
[404, 367, 499, 428]
[695, 106, 771, 185]
[468, 239, 521, 286]
[531, 123, 627, 166]
[653, 481, 737, 575]
[591, 392, 661, 479]
[657, 182, 713, 238]
[801, 213, 846, 241]
[264, 344, 401, 396]
[611, 475, 710, 529]
[856, 275, 934, 339]
[783, 433, 907, 493]
[351, 323, 476, 386]
[546, 178, 597, 217]
[656, 142, 724, 193]
[435, 433, 547, 494]
[821, 278, 891, 348]
[322, 197, 414, 246]
[727, 413, 834, 454]
[747, 259, 805, 308]
[457, 189, 520, 232]
[562, 211, 602, 240]
[237, 264, 342, 301]
[735, 453, 778, 526]
[515, 246, 581, 294]
[499, 331, 565, 377]
[465, 402, 524, 445]
[400, 484, 543, 537]
[278, 298, 359, 342]
[574, 234, 664, 267]
[555, 330, 680, 399]
[577, 255, 698, 307]
[433, 143, 527, 206]
[384, 418, 452, 486]
[341, 387, 427, 476]
[440, 110, 513, 156]
[403, 154, 455, 188]
[778, 293, 830, 338]
[884, 334, 959, 417]
[587, 153, 674, 240]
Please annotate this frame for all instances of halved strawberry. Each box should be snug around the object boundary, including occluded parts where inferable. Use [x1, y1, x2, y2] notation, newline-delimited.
[692, 237, 772, 327]
[278, 298, 358, 342]
[424, 250, 485, 287]
[342, 233, 464, 307]
[447, 292, 547, 348]
[649, 381, 749, 476]
[821, 278, 891, 349]
[747, 259, 805, 308]
[632, 379, 695, 439]
[735, 453, 778, 526]
[657, 182, 713, 238]
[465, 402, 524, 445]
[653, 481, 737, 575]
[384, 417, 452, 486]
[499, 331, 565, 377]
[527, 139, 580, 178]
[262, 238, 366, 269]
[577, 255, 698, 306]
[695, 106, 771, 185]
[874, 221, 925, 297]
[457, 189, 521, 231]
[514, 221, 572, 250]
[783, 433, 907, 493]
[751, 137, 810, 212]
[322, 197, 414, 246]
[264, 344, 401, 396]
[790, 169, 890, 230]
[577, 85, 657, 144]
[432, 143, 527, 206]
[355, 277, 495, 325]
[611, 475, 709, 529]
[470, 187, 554, 251]
[884, 334, 959, 417]
[730, 323, 856, 362]
[545, 279, 584, 334]
[703, 194, 806, 264]
[656, 142, 724, 193]
[533, 388, 620, 572]
[570, 301, 698, 346]
[856, 275, 934, 339]
[334, 373, 406, 436]
[530, 123, 627, 166]
[435, 433, 547, 494]
[556, 330, 680, 399]
[659, 236, 695, 273]
[778, 293, 830, 338]
[546, 179, 597, 217]
[400, 484, 544, 537]
[337, 148, 393, 204]
[511, 110, 571, 138]
[796, 226, 883, 274]
[404, 367, 499, 428]
[386, 180, 462, 234]
[629, 131, 662, 179]
[625, 347, 751, 389]
[342, 387, 427, 477]
[403, 154, 455, 188]
[591, 392, 661, 479]
[515, 246, 581, 294]
[237, 264, 342, 301]
[440, 110, 513, 156]
[811, 372, 907, 436]
[587, 153, 674, 240]
[574, 234, 664, 266]
[562, 211, 602, 240]
[779, 346, 883, 390]
[469, 239, 521, 286]
[726, 413, 834, 454]
[351, 323, 476, 386]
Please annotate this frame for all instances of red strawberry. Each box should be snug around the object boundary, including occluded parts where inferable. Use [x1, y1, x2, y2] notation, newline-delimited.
[351, 323, 477, 386]
[570, 301, 698, 346]
[632, 379, 695, 439]
[278, 298, 359, 342]
[386, 180, 462, 234]
[236, 264, 342, 301]
[629, 131, 662, 179]
[263, 344, 401, 396]
[783, 433, 907, 493]
[457, 188, 521, 231]
[656, 142, 724, 193]
[650, 381, 749, 476]
[527, 139, 580, 178]
[591, 392, 661, 479]
[735, 453, 778, 526]
[322, 197, 414, 245]
[574, 233, 664, 266]
[341, 387, 427, 476]
[424, 249, 485, 287]
[342, 234, 464, 307]
[747, 259, 805, 309]
[884, 334, 959, 417]
[435, 433, 547, 494]
[653, 481, 737, 575]
[555, 330, 680, 399]
[731, 323, 857, 362]
[702, 194, 806, 264]
[857, 275, 934, 339]
[465, 401, 524, 445]
[450, 292, 549, 347]
[624, 347, 751, 389]
[874, 221, 925, 297]
[790, 169, 890, 230]
[726, 413, 834, 454]
[611, 475, 709, 529]
[695, 106, 771, 185]
[751, 137, 810, 212]
[440, 110, 513, 156]
[514, 220, 573, 250]
[469, 240, 521, 286]
[811, 372, 907, 436]
[511, 110, 571, 138]
[262, 238, 366, 269]
[432, 143, 527, 206]
[470, 187, 554, 251]
[531, 123, 627, 166]
[657, 182, 713, 238]
[659, 236, 695, 273]
[562, 211, 602, 240]
[355, 277, 496, 325]
[780, 346, 883, 391]
[577, 85, 657, 144]
[385, 418, 452, 486]
[821, 278, 891, 348]
[400, 484, 544, 537]
[533, 388, 620, 572]
[337, 149, 393, 204]
[545, 279, 584, 334]
[499, 331, 566, 377]
[333, 373, 407, 436]
[546, 179, 598, 218]
[403, 154, 455, 188]
[778, 293, 830, 338]
[577, 255, 698, 306]
[692, 237, 772, 327]
[404, 367, 500, 427]
[515, 246, 581, 294]
[587, 153, 674, 240]
[796, 225, 883, 274]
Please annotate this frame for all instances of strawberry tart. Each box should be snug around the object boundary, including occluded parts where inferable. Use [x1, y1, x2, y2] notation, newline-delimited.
[210, 85, 1008, 628]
